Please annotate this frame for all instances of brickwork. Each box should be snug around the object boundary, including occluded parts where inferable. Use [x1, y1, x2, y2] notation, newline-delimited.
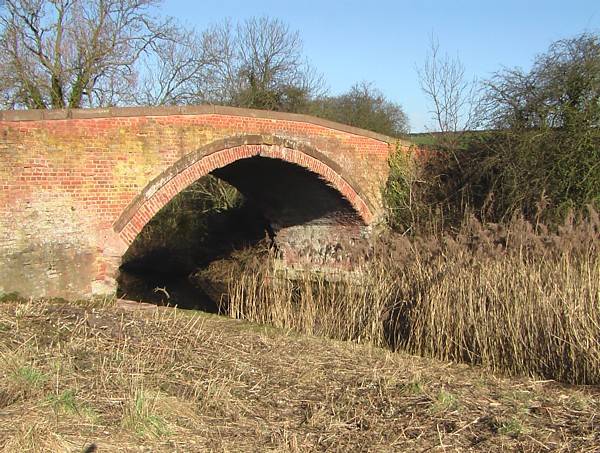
[0, 105, 407, 299]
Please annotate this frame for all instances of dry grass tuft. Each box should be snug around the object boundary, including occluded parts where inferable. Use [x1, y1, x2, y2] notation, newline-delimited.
[121, 387, 172, 438]
[1, 422, 74, 453]
[0, 344, 47, 406]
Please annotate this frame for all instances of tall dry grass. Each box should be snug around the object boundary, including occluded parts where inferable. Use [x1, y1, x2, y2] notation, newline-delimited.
[226, 267, 393, 346]
[224, 210, 600, 384]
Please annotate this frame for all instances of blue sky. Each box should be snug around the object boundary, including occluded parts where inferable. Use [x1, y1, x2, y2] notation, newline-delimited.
[163, 0, 599, 132]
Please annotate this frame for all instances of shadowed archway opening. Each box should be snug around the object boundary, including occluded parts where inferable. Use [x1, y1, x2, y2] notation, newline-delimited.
[117, 155, 365, 311]
[212, 156, 362, 228]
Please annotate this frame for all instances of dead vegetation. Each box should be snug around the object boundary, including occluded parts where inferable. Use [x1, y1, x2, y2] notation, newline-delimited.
[225, 211, 600, 384]
[0, 297, 598, 452]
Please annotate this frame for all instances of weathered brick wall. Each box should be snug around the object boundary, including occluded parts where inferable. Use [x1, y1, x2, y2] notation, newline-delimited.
[0, 105, 406, 299]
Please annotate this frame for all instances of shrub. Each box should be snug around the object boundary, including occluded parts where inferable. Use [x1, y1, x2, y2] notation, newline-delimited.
[400, 33, 600, 227]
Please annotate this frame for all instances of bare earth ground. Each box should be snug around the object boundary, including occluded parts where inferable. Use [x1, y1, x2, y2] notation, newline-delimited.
[0, 298, 598, 452]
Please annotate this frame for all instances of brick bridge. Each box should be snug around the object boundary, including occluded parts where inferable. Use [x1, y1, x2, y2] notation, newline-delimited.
[0, 105, 410, 300]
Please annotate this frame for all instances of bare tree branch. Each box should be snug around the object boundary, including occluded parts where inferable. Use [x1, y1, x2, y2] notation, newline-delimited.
[196, 16, 325, 111]
[0, 0, 170, 108]
[417, 34, 478, 134]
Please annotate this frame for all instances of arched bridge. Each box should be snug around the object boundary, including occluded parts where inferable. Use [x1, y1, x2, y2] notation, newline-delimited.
[0, 105, 409, 300]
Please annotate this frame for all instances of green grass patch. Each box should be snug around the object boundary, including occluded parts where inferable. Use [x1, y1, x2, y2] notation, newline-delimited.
[122, 389, 171, 438]
[430, 389, 458, 413]
[497, 417, 527, 438]
[11, 365, 47, 390]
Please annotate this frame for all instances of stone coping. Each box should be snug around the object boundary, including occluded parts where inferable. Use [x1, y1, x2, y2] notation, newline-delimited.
[0, 104, 409, 145]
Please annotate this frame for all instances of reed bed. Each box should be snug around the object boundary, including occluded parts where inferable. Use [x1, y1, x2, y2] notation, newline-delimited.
[225, 211, 600, 384]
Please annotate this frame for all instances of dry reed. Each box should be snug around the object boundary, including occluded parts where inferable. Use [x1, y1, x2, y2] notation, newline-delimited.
[225, 210, 600, 384]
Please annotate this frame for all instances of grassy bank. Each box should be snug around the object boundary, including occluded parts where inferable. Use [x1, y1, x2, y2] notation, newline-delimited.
[225, 212, 600, 384]
[1, 298, 599, 451]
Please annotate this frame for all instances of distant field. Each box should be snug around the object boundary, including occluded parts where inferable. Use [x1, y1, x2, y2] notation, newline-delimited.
[406, 132, 438, 146]
[0, 298, 598, 452]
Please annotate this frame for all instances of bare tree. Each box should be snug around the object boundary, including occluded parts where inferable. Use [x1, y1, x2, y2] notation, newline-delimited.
[1, 8, 324, 112]
[417, 35, 478, 133]
[199, 17, 325, 111]
[477, 33, 600, 220]
[135, 27, 212, 106]
[196, 19, 243, 105]
[0, 0, 172, 109]
[482, 33, 600, 130]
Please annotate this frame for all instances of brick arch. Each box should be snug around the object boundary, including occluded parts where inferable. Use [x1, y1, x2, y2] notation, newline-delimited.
[113, 135, 375, 246]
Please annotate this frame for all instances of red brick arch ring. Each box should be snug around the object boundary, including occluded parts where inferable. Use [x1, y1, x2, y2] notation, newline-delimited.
[113, 135, 375, 246]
